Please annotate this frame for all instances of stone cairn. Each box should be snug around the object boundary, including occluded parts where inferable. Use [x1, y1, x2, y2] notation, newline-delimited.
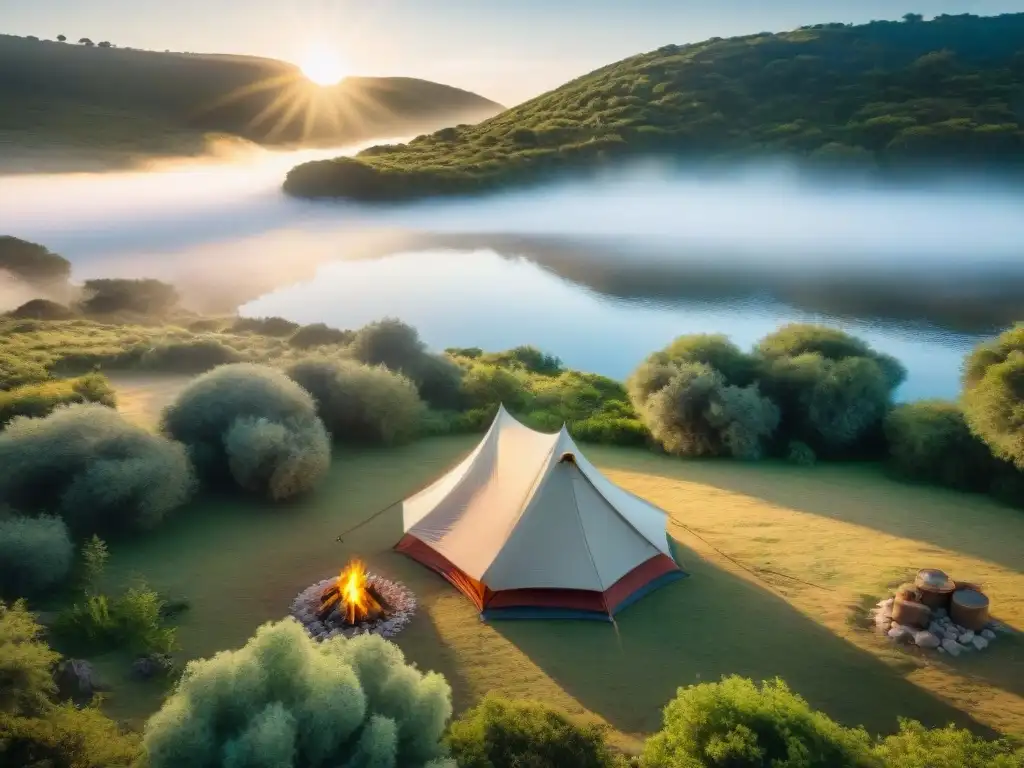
[290, 573, 417, 642]
[870, 597, 1009, 656]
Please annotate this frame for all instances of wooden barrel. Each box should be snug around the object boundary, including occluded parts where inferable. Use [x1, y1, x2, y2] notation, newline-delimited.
[915, 569, 955, 610]
[950, 589, 990, 631]
[892, 596, 931, 629]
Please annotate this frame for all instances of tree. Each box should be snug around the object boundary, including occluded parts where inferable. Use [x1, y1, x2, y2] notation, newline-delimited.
[78, 38, 94, 46]
[962, 324, 1024, 470]
[97, 41, 112, 49]
[143, 619, 455, 768]
[0, 236, 71, 286]
[57, 34, 66, 42]
[903, 13, 925, 22]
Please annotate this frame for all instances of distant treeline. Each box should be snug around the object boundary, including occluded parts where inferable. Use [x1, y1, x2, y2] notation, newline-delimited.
[284, 12, 1024, 201]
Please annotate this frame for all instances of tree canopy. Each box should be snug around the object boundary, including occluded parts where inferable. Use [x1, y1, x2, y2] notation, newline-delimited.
[285, 12, 1024, 201]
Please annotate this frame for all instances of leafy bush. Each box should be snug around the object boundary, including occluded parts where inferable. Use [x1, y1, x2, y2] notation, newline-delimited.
[641, 676, 875, 768]
[0, 353, 49, 391]
[0, 374, 116, 429]
[77, 278, 179, 316]
[55, 586, 176, 657]
[755, 325, 903, 455]
[143, 619, 455, 768]
[0, 601, 141, 766]
[630, 361, 779, 459]
[962, 324, 1024, 471]
[461, 364, 531, 411]
[0, 703, 142, 768]
[0, 600, 60, 716]
[873, 719, 1024, 768]
[884, 401, 994, 491]
[230, 316, 300, 337]
[0, 516, 73, 598]
[415, 353, 465, 410]
[786, 441, 817, 467]
[288, 322, 354, 349]
[161, 363, 330, 500]
[287, 358, 424, 445]
[8, 299, 75, 321]
[482, 346, 564, 376]
[0, 403, 195, 536]
[570, 415, 650, 446]
[650, 334, 757, 386]
[446, 695, 623, 768]
[0, 237, 70, 285]
[138, 339, 241, 372]
[349, 317, 427, 373]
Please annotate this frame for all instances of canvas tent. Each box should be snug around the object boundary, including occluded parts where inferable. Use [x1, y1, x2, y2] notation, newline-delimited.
[395, 405, 685, 620]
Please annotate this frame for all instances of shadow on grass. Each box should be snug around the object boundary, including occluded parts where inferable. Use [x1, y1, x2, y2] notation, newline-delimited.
[490, 538, 997, 740]
[589, 448, 1024, 576]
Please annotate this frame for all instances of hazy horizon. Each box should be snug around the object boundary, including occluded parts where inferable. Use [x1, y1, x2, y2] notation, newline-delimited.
[6, 1, 1023, 105]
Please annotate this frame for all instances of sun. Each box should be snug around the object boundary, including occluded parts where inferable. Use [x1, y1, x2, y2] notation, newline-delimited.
[299, 46, 347, 86]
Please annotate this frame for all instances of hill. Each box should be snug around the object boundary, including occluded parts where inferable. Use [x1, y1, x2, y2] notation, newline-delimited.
[0, 35, 503, 166]
[283, 12, 1024, 201]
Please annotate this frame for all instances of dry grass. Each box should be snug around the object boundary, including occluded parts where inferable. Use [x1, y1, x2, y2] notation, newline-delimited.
[89, 384, 1024, 749]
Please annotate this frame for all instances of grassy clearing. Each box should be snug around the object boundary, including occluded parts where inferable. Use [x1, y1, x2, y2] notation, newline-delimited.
[89, 408, 1024, 749]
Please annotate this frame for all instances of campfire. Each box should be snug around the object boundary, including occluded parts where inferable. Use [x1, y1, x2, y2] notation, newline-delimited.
[318, 560, 390, 626]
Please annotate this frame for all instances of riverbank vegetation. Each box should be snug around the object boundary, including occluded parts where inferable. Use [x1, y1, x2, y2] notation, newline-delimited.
[284, 12, 1024, 201]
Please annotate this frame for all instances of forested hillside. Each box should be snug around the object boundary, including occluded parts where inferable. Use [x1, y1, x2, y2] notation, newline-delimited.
[285, 12, 1024, 200]
[0, 35, 502, 158]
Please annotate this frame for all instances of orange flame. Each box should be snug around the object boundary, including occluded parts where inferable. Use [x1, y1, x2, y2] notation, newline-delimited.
[340, 560, 369, 624]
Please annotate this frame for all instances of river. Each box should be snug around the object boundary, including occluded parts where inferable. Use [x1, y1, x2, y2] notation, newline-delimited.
[3, 145, 1023, 401]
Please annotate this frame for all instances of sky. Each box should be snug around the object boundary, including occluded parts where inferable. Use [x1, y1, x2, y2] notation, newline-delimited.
[4, 0, 1022, 105]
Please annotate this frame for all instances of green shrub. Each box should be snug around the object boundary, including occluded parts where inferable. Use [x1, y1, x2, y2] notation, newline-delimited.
[55, 585, 176, 657]
[0, 237, 71, 286]
[0, 600, 60, 716]
[483, 346, 564, 375]
[0, 516, 73, 598]
[0, 403, 195, 536]
[651, 334, 757, 386]
[873, 718, 1024, 768]
[641, 676, 875, 768]
[349, 317, 427, 373]
[570, 415, 650, 446]
[0, 374, 116, 429]
[446, 696, 623, 768]
[0, 703, 141, 767]
[962, 324, 1024, 471]
[223, 416, 331, 501]
[287, 358, 424, 445]
[161, 363, 330, 499]
[288, 322, 353, 349]
[786, 440, 817, 466]
[77, 278, 179, 316]
[139, 339, 241, 372]
[0, 354, 49, 391]
[142, 619, 455, 768]
[755, 326, 902, 455]
[415, 353, 465, 410]
[630, 362, 779, 459]
[884, 401, 993, 491]
[230, 316, 300, 337]
[8, 299, 75, 321]
[461, 365, 531, 411]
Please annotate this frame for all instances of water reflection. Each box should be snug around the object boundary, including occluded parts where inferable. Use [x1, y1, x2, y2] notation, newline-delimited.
[242, 247, 977, 401]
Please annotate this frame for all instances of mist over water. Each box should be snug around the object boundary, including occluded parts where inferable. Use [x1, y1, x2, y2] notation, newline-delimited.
[2, 147, 1022, 398]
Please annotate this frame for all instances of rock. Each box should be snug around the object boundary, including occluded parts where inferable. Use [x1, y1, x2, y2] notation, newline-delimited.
[934, 607, 948, 619]
[954, 624, 968, 634]
[943, 628, 960, 641]
[130, 653, 174, 681]
[981, 629, 996, 640]
[888, 625, 911, 641]
[959, 630, 975, 644]
[938, 645, 946, 653]
[928, 622, 943, 635]
[55, 659, 103, 704]
[971, 636, 989, 651]
[876, 597, 894, 608]
[941, 638, 962, 657]
[914, 631, 941, 649]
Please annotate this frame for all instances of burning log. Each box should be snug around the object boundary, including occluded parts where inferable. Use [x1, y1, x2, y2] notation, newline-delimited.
[317, 560, 390, 625]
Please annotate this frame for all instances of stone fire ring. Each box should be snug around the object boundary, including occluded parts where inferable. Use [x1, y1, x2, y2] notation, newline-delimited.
[289, 573, 417, 642]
